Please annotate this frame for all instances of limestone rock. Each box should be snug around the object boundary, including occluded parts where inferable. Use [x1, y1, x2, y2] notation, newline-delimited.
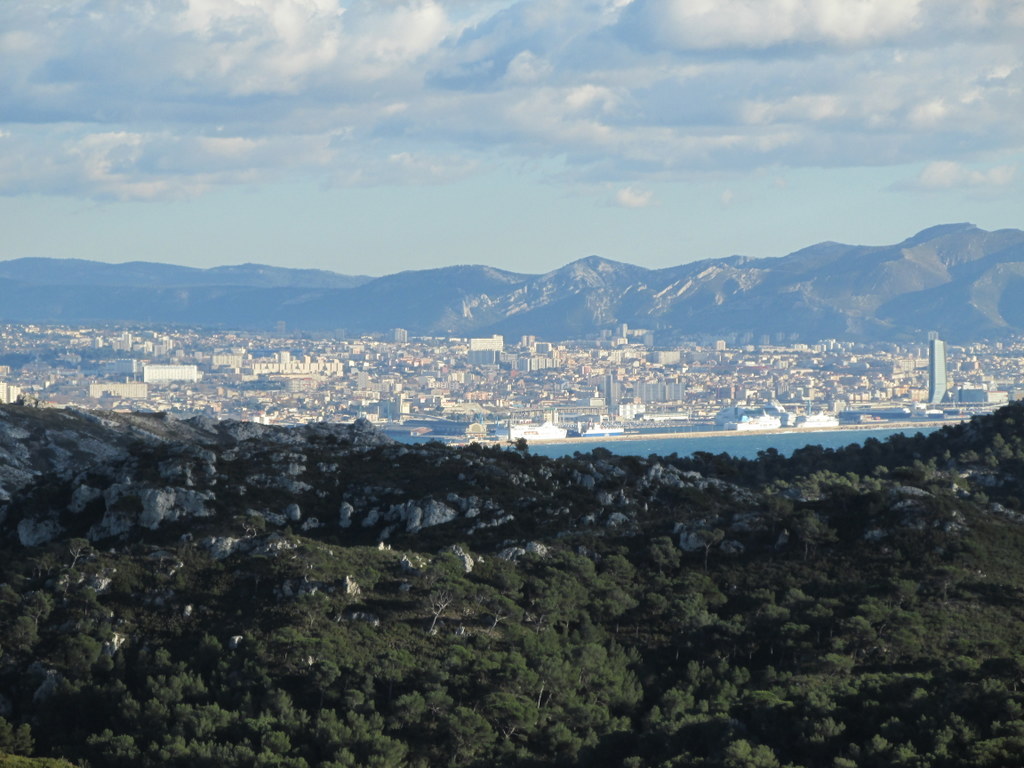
[69, 484, 102, 514]
[203, 536, 244, 560]
[606, 512, 630, 527]
[102, 632, 127, 656]
[17, 517, 63, 547]
[448, 545, 475, 573]
[343, 575, 361, 596]
[138, 488, 215, 530]
[720, 539, 744, 555]
[387, 498, 458, 533]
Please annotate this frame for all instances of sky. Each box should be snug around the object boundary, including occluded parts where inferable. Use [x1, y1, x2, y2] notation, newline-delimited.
[1, 0, 1023, 277]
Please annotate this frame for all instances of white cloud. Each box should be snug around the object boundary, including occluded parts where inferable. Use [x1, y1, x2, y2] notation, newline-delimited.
[564, 85, 619, 113]
[336, 0, 452, 81]
[0, 0, 1023, 200]
[908, 98, 949, 127]
[741, 95, 846, 125]
[383, 151, 479, 183]
[913, 161, 1017, 190]
[623, 0, 923, 50]
[615, 186, 653, 207]
[171, 0, 346, 94]
[504, 50, 553, 83]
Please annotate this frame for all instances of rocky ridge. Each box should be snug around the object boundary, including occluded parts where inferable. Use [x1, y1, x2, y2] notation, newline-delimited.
[3, 402, 1021, 567]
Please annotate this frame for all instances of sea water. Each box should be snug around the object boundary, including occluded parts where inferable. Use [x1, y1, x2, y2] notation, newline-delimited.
[524, 426, 943, 461]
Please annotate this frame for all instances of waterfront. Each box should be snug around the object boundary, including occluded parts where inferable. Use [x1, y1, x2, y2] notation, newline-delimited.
[523, 424, 945, 460]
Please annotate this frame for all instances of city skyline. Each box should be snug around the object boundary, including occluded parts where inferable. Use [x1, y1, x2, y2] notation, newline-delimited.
[1, 1, 1022, 275]
[1, 323, 1018, 433]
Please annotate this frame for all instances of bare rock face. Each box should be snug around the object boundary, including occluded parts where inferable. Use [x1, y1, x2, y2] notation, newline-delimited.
[390, 498, 459, 533]
[448, 545, 475, 573]
[103, 632, 127, 656]
[525, 541, 549, 557]
[677, 531, 706, 552]
[345, 417, 393, 449]
[139, 488, 216, 530]
[17, 517, 63, 547]
[86, 485, 216, 540]
[0, 402, 408, 549]
[69, 484, 102, 514]
[203, 536, 244, 560]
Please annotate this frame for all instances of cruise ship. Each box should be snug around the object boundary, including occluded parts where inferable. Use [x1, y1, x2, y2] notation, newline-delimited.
[503, 421, 568, 441]
[714, 403, 787, 431]
[569, 422, 626, 438]
[796, 412, 841, 429]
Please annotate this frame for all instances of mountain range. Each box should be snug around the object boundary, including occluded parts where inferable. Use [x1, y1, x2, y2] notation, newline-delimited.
[2, 223, 1024, 341]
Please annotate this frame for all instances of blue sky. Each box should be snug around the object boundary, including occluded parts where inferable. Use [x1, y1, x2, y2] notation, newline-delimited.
[2, 0, 1022, 276]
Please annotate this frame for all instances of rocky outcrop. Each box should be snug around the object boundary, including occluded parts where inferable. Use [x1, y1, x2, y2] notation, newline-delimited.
[17, 517, 63, 547]
[447, 545, 475, 573]
[1, 404, 400, 546]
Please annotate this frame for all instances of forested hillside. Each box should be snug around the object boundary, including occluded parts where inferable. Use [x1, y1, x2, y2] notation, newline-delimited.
[2, 403, 1024, 766]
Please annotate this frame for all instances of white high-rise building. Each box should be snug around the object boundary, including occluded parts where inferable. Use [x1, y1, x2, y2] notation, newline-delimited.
[469, 335, 504, 351]
[0, 382, 23, 404]
[143, 364, 200, 384]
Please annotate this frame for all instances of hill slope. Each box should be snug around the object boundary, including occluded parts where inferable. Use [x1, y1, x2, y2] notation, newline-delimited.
[2, 403, 1024, 765]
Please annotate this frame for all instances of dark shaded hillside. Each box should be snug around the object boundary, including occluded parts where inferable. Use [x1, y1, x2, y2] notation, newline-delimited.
[2, 403, 1024, 765]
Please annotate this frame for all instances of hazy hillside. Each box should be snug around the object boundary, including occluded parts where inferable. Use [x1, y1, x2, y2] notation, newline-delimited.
[0, 259, 371, 290]
[2, 402, 1024, 765]
[2, 223, 1024, 340]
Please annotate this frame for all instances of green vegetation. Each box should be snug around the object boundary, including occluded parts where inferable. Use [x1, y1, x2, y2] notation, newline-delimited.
[3, 403, 1024, 766]
[0, 754, 76, 768]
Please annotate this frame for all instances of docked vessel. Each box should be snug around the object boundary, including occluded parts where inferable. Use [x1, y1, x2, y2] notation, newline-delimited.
[570, 422, 626, 438]
[714, 403, 786, 431]
[796, 412, 840, 429]
[503, 421, 568, 441]
[723, 413, 783, 431]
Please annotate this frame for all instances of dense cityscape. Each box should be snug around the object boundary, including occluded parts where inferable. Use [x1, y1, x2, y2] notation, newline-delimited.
[1, 323, 1020, 440]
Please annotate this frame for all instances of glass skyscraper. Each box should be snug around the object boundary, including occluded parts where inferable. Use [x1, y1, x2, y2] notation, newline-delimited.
[928, 337, 947, 404]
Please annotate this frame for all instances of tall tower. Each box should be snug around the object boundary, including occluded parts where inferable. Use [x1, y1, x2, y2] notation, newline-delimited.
[603, 374, 619, 409]
[928, 335, 947, 404]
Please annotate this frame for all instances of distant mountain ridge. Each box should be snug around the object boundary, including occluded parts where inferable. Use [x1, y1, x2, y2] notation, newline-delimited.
[0, 259, 372, 290]
[2, 223, 1023, 341]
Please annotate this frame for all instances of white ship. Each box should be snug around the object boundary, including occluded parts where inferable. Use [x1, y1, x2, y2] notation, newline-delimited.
[724, 413, 783, 431]
[570, 422, 626, 438]
[715, 403, 786, 431]
[504, 421, 568, 441]
[796, 412, 840, 429]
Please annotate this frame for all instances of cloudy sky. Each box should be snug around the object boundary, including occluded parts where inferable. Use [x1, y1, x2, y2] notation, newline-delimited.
[2, 0, 1023, 276]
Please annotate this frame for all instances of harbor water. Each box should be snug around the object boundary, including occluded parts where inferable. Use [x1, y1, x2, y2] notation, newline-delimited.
[523, 425, 944, 461]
